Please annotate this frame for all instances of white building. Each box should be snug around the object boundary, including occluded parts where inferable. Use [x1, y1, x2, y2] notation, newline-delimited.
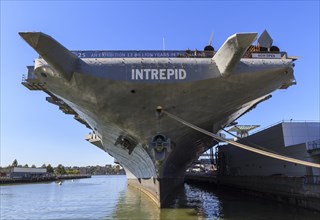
[10, 167, 47, 179]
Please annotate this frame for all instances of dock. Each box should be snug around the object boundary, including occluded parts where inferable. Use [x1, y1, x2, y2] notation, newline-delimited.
[185, 121, 320, 212]
[185, 173, 320, 211]
[0, 174, 91, 184]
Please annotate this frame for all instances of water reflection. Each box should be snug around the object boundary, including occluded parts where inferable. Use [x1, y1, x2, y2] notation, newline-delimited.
[1, 176, 318, 220]
[112, 185, 160, 219]
[112, 182, 320, 220]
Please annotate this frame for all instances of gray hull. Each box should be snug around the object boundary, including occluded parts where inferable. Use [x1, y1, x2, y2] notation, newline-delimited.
[20, 32, 296, 207]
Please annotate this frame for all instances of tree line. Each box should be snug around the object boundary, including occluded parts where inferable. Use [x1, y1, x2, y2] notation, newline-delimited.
[0, 159, 125, 175]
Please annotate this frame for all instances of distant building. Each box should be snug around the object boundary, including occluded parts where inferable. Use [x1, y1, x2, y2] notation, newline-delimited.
[218, 121, 320, 177]
[79, 167, 88, 175]
[10, 167, 47, 180]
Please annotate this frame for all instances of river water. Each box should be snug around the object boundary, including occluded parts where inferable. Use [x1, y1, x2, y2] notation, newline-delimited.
[0, 175, 318, 220]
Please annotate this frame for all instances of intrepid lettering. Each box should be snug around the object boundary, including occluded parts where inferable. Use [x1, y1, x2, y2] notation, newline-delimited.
[131, 69, 187, 80]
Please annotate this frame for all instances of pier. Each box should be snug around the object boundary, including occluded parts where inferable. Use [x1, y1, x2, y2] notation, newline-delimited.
[185, 121, 320, 212]
[185, 172, 320, 211]
[0, 174, 91, 184]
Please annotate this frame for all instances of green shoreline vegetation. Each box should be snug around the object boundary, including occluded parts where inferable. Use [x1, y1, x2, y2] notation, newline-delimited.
[0, 159, 126, 177]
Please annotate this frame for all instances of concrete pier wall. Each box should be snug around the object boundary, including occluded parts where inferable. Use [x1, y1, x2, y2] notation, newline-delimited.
[185, 174, 320, 211]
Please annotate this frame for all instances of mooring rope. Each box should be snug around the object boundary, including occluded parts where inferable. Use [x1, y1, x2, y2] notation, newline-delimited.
[162, 110, 320, 168]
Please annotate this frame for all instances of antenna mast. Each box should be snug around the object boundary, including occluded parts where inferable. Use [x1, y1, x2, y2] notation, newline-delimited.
[163, 37, 166, 51]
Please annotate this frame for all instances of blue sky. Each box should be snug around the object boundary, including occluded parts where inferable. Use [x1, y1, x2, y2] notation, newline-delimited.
[1, 1, 319, 167]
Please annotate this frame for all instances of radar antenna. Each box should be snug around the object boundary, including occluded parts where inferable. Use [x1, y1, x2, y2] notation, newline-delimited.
[257, 30, 280, 52]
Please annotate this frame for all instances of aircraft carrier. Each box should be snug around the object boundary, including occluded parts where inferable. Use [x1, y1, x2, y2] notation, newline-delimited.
[20, 30, 296, 207]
